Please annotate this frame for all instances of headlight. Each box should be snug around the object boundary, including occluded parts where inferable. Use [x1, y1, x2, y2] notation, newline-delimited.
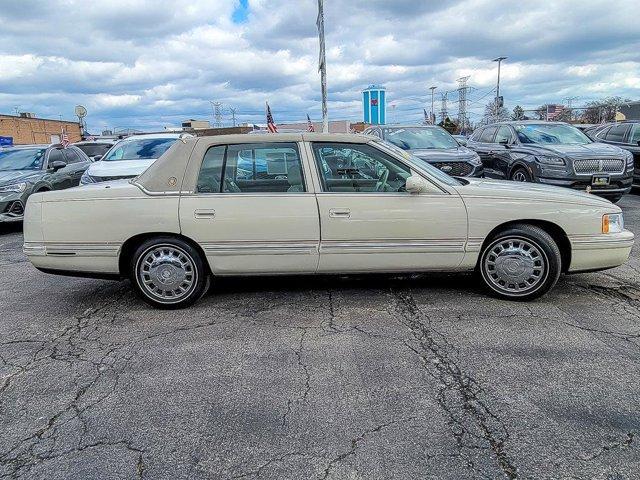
[625, 151, 634, 169]
[536, 155, 565, 166]
[80, 171, 97, 185]
[0, 182, 27, 193]
[469, 154, 482, 166]
[602, 213, 624, 234]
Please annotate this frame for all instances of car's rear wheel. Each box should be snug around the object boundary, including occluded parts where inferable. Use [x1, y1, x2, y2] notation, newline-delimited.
[478, 224, 561, 301]
[511, 167, 532, 182]
[130, 236, 210, 309]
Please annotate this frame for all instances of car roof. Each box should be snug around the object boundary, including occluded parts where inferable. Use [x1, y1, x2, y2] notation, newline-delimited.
[74, 140, 115, 144]
[481, 120, 570, 127]
[121, 133, 191, 140]
[1, 144, 50, 149]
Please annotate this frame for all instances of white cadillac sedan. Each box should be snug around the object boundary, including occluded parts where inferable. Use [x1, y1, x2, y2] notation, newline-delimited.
[24, 133, 633, 308]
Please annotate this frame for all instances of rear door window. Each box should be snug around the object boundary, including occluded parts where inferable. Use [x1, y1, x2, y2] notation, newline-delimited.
[479, 127, 497, 143]
[605, 124, 631, 143]
[494, 126, 513, 144]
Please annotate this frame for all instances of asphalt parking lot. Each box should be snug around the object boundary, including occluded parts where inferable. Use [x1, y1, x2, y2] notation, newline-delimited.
[1, 196, 640, 480]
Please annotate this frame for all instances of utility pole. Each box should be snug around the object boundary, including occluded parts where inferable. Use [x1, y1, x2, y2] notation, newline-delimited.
[317, 0, 328, 133]
[564, 96, 579, 121]
[440, 92, 448, 125]
[429, 86, 437, 124]
[228, 107, 237, 127]
[493, 56, 507, 122]
[210, 101, 223, 128]
[457, 76, 470, 133]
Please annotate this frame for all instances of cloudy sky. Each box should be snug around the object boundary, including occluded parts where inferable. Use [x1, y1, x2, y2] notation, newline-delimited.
[1, 0, 638, 132]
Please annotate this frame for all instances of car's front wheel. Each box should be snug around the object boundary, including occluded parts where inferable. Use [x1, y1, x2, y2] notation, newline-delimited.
[130, 236, 210, 309]
[510, 167, 532, 182]
[478, 224, 561, 301]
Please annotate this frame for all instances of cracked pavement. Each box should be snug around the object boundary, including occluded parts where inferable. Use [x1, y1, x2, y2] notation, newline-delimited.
[2, 195, 640, 479]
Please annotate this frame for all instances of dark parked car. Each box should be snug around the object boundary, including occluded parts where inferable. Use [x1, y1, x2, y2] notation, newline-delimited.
[0, 144, 91, 223]
[73, 139, 116, 161]
[466, 121, 634, 202]
[363, 125, 483, 177]
[587, 122, 640, 186]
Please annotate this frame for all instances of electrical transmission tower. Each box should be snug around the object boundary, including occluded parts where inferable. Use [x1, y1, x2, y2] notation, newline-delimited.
[457, 76, 470, 133]
[228, 107, 237, 127]
[440, 92, 448, 124]
[210, 101, 223, 128]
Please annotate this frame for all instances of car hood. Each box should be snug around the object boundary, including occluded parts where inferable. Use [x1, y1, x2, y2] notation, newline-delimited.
[454, 177, 615, 208]
[86, 159, 157, 177]
[409, 146, 478, 162]
[527, 142, 625, 158]
[0, 169, 42, 186]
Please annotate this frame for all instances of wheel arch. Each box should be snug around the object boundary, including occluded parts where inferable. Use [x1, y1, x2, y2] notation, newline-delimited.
[118, 232, 211, 277]
[478, 219, 571, 273]
[507, 159, 536, 180]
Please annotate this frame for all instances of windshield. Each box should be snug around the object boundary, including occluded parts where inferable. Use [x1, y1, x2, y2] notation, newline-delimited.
[375, 140, 462, 186]
[102, 138, 176, 162]
[0, 148, 46, 171]
[515, 124, 592, 145]
[384, 127, 459, 150]
[76, 143, 112, 157]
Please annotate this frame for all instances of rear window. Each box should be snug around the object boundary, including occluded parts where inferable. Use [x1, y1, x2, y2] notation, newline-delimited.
[76, 143, 112, 157]
[103, 138, 176, 162]
[479, 127, 497, 143]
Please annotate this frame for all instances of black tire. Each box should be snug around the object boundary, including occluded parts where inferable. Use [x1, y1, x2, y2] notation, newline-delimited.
[478, 224, 561, 301]
[510, 167, 532, 182]
[129, 236, 210, 309]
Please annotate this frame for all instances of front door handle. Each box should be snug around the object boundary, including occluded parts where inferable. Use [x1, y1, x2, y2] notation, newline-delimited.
[194, 209, 216, 219]
[329, 208, 350, 219]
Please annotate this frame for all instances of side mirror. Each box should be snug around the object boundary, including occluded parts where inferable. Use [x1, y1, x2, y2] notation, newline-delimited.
[405, 175, 427, 194]
[49, 160, 67, 171]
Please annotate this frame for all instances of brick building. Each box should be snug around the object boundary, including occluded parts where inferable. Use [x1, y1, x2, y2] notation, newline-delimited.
[0, 114, 82, 145]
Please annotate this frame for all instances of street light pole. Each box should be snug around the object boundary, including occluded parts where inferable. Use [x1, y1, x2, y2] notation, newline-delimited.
[317, 0, 328, 133]
[429, 86, 437, 124]
[493, 56, 507, 122]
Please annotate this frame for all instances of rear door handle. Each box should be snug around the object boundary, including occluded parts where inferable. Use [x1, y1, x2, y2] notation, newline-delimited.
[329, 208, 351, 219]
[194, 209, 216, 219]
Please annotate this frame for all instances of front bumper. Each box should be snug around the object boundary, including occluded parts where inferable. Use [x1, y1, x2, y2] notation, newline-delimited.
[538, 175, 632, 198]
[0, 194, 26, 223]
[568, 230, 634, 273]
[430, 162, 484, 178]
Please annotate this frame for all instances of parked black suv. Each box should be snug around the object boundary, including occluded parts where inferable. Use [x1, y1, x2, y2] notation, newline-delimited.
[363, 125, 483, 177]
[466, 121, 633, 202]
[587, 121, 640, 186]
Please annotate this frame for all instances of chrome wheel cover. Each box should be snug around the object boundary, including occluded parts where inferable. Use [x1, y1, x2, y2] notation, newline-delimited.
[135, 244, 198, 304]
[482, 237, 548, 296]
[512, 170, 528, 182]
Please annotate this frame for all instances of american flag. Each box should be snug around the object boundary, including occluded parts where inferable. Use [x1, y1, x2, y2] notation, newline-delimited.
[61, 127, 69, 148]
[546, 104, 564, 120]
[266, 102, 277, 133]
[306, 114, 315, 132]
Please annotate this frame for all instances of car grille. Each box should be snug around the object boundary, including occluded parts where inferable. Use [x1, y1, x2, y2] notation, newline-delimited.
[431, 161, 474, 176]
[574, 158, 625, 175]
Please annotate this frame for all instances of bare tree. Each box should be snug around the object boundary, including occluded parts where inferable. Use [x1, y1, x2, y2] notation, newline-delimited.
[581, 96, 631, 123]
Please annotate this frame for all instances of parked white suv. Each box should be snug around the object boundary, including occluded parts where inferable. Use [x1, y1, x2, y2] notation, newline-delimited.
[80, 133, 192, 184]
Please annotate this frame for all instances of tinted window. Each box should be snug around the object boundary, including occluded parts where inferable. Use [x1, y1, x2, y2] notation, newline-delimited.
[76, 143, 112, 157]
[594, 126, 611, 139]
[223, 143, 304, 193]
[515, 123, 591, 145]
[494, 126, 513, 144]
[196, 146, 225, 193]
[103, 138, 176, 162]
[631, 125, 640, 145]
[383, 126, 458, 149]
[312, 142, 412, 193]
[0, 148, 46, 171]
[48, 149, 65, 166]
[479, 127, 497, 143]
[469, 128, 483, 142]
[63, 148, 82, 164]
[605, 124, 630, 143]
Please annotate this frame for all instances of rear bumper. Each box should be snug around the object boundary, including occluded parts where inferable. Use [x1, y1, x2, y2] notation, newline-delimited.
[568, 230, 634, 273]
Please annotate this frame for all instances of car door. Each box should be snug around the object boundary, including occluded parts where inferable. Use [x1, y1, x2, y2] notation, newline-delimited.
[179, 141, 320, 275]
[474, 127, 498, 177]
[602, 123, 631, 148]
[62, 147, 91, 186]
[46, 148, 75, 190]
[309, 141, 467, 273]
[626, 124, 640, 181]
[492, 125, 514, 177]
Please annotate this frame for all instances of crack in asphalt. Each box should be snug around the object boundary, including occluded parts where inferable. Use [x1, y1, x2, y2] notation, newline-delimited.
[281, 328, 312, 427]
[390, 288, 518, 479]
[227, 451, 309, 479]
[579, 432, 634, 461]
